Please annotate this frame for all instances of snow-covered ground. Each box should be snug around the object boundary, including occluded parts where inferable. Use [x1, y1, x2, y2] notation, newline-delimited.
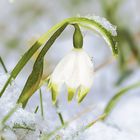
[0, 65, 140, 140]
[0, 0, 140, 139]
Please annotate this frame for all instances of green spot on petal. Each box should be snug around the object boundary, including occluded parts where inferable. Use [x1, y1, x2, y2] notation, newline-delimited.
[67, 88, 76, 102]
[47, 80, 52, 90]
[77, 87, 89, 103]
[46, 76, 51, 84]
[50, 83, 59, 104]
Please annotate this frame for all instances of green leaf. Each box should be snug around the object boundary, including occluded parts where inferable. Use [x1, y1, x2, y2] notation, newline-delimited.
[39, 89, 44, 118]
[103, 81, 140, 120]
[123, 29, 140, 63]
[0, 57, 8, 73]
[0, 104, 20, 130]
[17, 57, 44, 108]
[115, 69, 133, 86]
[17, 23, 68, 107]
[0, 22, 67, 97]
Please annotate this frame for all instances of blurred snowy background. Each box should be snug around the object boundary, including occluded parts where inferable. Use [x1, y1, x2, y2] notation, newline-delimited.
[0, 0, 140, 139]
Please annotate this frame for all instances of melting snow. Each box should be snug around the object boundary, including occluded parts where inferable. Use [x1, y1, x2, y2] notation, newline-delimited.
[82, 15, 117, 36]
[0, 72, 140, 140]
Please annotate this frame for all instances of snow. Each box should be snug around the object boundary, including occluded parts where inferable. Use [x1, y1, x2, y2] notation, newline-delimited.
[1, 68, 140, 140]
[0, 0, 140, 139]
[80, 122, 135, 140]
[83, 15, 117, 36]
[107, 96, 140, 138]
[0, 129, 17, 140]
[75, 96, 140, 140]
[0, 73, 41, 139]
[0, 69, 140, 140]
[0, 73, 19, 119]
[54, 97, 140, 140]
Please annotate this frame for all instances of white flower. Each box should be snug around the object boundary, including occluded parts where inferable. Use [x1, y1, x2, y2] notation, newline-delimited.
[48, 48, 94, 104]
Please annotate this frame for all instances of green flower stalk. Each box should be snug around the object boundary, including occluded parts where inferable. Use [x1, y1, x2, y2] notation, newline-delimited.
[73, 24, 83, 49]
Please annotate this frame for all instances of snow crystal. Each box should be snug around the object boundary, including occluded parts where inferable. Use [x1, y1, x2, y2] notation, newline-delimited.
[75, 96, 140, 140]
[10, 107, 36, 126]
[49, 94, 140, 140]
[1, 69, 140, 140]
[91, 15, 117, 36]
[81, 15, 117, 36]
[0, 73, 35, 126]
[107, 96, 140, 138]
[0, 73, 20, 119]
[79, 122, 135, 140]
[0, 73, 39, 139]
[1, 129, 17, 140]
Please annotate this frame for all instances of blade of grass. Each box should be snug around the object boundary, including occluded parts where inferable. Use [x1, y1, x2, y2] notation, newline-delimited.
[44, 105, 95, 139]
[39, 89, 44, 119]
[13, 123, 35, 131]
[0, 57, 8, 73]
[0, 21, 67, 97]
[0, 104, 20, 130]
[44, 81, 140, 138]
[55, 101, 65, 126]
[17, 23, 68, 107]
[34, 105, 39, 114]
[103, 81, 140, 120]
[125, 29, 140, 63]
[84, 113, 106, 130]
[58, 113, 64, 126]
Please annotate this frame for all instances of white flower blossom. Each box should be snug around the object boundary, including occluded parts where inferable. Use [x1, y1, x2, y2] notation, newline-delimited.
[48, 48, 94, 104]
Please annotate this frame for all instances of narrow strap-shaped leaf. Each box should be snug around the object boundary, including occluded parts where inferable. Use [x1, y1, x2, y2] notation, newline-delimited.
[0, 104, 20, 130]
[103, 81, 140, 120]
[39, 89, 44, 118]
[17, 58, 43, 108]
[0, 17, 118, 97]
[0, 56, 8, 73]
[0, 41, 44, 97]
[0, 22, 67, 97]
[17, 23, 68, 107]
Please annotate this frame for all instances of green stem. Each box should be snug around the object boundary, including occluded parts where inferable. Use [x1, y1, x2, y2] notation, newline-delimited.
[43, 123, 68, 139]
[55, 102, 65, 126]
[103, 81, 140, 120]
[13, 124, 35, 131]
[34, 106, 39, 114]
[0, 104, 20, 130]
[46, 114, 105, 139]
[17, 23, 68, 107]
[45, 81, 140, 139]
[58, 113, 64, 126]
[73, 24, 83, 49]
[69, 114, 106, 139]
[84, 113, 106, 130]
[0, 57, 8, 73]
[39, 89, 44, 119]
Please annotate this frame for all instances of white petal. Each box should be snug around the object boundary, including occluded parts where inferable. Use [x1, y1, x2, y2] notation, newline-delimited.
[50, 48, 94, 90]
[80, 50, 94, 87]
[66, 49, 94, 89]
[51, 49, 77, 88]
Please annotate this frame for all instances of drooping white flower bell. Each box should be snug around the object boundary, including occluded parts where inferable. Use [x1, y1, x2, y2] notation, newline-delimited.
[48, 48, 94, 104]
